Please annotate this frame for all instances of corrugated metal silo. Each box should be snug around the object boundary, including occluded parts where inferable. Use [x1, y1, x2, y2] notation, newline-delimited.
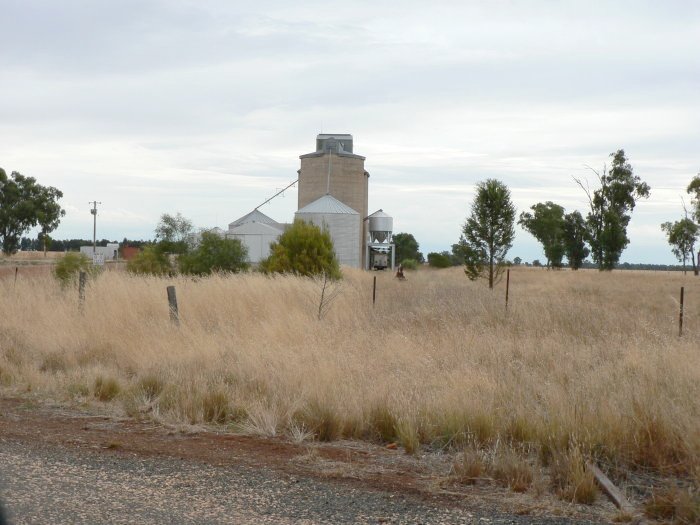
[295, 194, 361, 268]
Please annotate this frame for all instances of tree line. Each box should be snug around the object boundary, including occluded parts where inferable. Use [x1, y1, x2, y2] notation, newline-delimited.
[659, 174, 700, 275]
[19, 237, 151, 252]
[444, 149, 652, 288]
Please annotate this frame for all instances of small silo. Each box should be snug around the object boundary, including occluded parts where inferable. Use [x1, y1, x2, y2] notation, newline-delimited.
[366, 209, 395, 270]
[295, 194, 361, 268]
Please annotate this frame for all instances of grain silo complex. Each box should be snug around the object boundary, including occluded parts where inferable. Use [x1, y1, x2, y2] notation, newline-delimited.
[223, 133, 395, 270]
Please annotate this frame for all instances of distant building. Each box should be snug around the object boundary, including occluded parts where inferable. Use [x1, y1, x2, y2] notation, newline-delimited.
[80, 243, 119, 261]
[120, 246, 140, 260]
[221, 133, 394, 270]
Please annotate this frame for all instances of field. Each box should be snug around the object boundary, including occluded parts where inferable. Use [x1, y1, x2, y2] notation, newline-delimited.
[1, 265, 699, 516]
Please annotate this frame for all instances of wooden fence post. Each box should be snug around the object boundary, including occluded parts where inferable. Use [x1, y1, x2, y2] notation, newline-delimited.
[78, 272, 86, 313]
[167, 285, 179, 326]
[679, 286, 684, 337]
[14, 267, 18, 289]
[505, 268, 510, 309]
[372, 275, 377, 307]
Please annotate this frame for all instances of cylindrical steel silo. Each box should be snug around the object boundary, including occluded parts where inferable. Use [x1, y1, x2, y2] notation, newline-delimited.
[295, 195, 361, 268]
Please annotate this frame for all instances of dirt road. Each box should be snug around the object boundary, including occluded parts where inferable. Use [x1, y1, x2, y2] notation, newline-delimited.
[0, 398, 610, 524]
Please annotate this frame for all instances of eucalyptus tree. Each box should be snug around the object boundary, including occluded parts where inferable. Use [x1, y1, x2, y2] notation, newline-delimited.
[459, 179, 516, 289]
[518, 201, 566, 268]
[574, 150, 650, 270]
[661, 218, 698, 274]
[0, 168, 65, 255]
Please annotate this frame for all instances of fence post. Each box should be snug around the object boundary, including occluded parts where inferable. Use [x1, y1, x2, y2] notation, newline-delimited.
[78, 272, 86, 313]
[372, 275, 377, 307]
[505, 269, 510, 309]
[14, 267, 18, 289]
[167, 285, 179, 326]
[679, 286, 684, 337]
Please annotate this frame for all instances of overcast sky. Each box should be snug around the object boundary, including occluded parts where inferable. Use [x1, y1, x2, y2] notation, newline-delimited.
[1, 0, 699, 263]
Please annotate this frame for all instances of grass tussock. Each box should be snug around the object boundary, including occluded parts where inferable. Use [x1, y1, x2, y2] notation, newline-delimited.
[644, 485, 700, 524]
[0, 266, 699, 491]
[93, 375, 120, 401]
[550, 445, 598, 504]
[454, 444, 535, 492]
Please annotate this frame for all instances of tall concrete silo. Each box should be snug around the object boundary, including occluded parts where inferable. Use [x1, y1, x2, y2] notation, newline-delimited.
[298, 134, 369, 265]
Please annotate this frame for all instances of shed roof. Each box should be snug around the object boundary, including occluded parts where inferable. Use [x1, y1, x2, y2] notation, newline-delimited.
[228, 221, 283, 236]
[228, 209, 280, 229]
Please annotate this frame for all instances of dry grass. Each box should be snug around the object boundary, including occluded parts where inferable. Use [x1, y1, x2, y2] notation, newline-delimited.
[645, 485, 700, 524]
[1, 266, 699, 494]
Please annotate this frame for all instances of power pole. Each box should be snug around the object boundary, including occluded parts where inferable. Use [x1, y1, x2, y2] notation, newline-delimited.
[90, 201, 101, 254]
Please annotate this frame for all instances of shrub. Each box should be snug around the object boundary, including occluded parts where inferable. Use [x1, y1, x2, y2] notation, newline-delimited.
[126, 245, 172, 276]
[260, 220, 340, 279]
[400, 258, 418, 270]
[427, 252, 453, 268]
[53, 252, 95, 286]
[178, 232, 249, 276]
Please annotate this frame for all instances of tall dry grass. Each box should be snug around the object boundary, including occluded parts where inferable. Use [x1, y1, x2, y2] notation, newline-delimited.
[1, 266, 699, 485]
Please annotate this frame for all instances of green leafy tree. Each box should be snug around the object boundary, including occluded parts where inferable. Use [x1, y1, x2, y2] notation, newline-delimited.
[0, 168, 65, 255]
[513, 256, 522, 266]
[686, 173, 700, 221]
[518, 201, 566, 268]
[427, 252, 452, 268]
[393, 233, 424, 264]
[562, 211, 590, 270]
[458, 179, 516, 289]
[661, 218, 699, 274]
[36, 185, 66, 256]
[260, 220, 341, 279]
[685, 174, 700, 274]
[574, 150, 650, 270]
[155, 212, 193, 254]
[126, 245, 172, 276]
[178, 232, 249, 276]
